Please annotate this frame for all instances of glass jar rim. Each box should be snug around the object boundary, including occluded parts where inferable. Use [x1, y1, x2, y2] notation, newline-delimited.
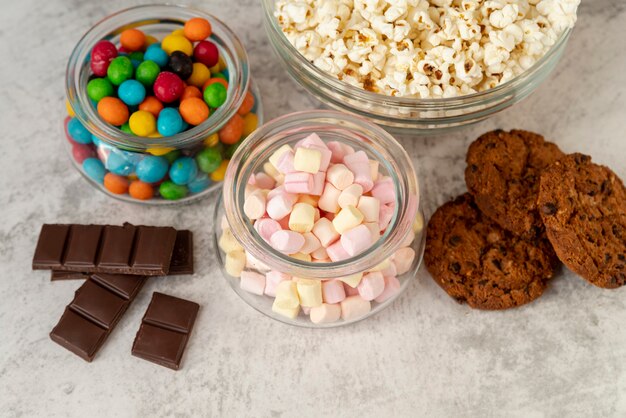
[66, 4, 250, 151]
[222, 110, 420, 279]
[262, 0, 573, 109]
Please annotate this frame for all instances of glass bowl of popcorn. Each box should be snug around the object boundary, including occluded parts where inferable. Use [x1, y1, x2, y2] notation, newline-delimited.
[262, 0, 579, 132]
[214, 110, 425, 327]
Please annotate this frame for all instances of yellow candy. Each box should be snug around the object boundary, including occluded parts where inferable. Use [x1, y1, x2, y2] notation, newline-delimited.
[296, 278, 323, 308]
[272, 300, 300, 319]
[128, 110, 156, 136]
[219, 228, 244, 253]
[127, 173, 138, 181]
[289, 203, 315, 233]
[171, 28, 185, 37]
[209, 62, 221, 74]
[225, 251, 246, 277]
[187, 63, 211, 88]
[161, 34, 193, 56]
[147, 147, 174, 156]
[332, 205, 364, 234]
[218, 56, 227, 71]
[337, 272, 363, 288]
[203, 133, 220, 147]
[210, 159, 229, 182]
[65, 100, 75, 117]
[147, 132, 162, 138]
[274, 281, 300, 309]
[242, 113, 258, 137]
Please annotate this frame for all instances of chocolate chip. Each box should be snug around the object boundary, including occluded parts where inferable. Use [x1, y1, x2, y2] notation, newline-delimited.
[449, 262, 461, 274]
[605, 253, 612, 262]
[491, 259, 502, 270]
[574, 154, 591, 164]
[486, 142, 496, 149]
[618, 254, 625, 262]
[541, 203, 557, 215]
[470, 164, 478, 173]
[448, 235, 461, 246]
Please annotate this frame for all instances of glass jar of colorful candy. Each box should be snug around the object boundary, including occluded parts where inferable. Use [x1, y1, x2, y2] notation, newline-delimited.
[214, 110, 426, 327]
[64, 5, 263, 203]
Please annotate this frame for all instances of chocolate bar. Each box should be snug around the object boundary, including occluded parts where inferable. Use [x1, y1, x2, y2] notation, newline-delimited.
[132, 292, 199, 370]
[48, 230, 194, 280]
[33, 223, 177, 276]
[50, 273, 146, 361]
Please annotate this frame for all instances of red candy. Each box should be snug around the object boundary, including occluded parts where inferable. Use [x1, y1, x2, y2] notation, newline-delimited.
[193, 41, 219, 68]
[90, 40, 118, 77]
[153, 71, 185, 103]
[72, 143, 96, 163]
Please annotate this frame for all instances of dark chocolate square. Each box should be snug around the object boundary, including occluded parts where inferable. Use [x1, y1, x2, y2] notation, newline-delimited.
[130, 227, 177, 274]
[69, 280, 128, 329]
[131, 324, 188, 370]
[91, 273, 146, 300]
[169, 230, 194, 275]
[50, 308, 108, 362]
[64, 225, 104, 268]
[143, 292, 199, 333]
[33, 224, 70, 269]
[97, 225, 137, 269]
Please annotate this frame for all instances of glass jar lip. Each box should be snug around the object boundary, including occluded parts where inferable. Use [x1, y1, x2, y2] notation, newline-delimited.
[66, 4, 250, 151]
[222, 109, 420, 279]
[262, 0, 573, 108]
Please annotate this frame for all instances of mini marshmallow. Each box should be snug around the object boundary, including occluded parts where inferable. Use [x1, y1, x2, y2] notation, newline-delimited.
[245, 183, 259, 198]
[270, 230, 305, 254]
[272, 299, 300, 319]
[343, 151, 373, 192]
[312, 217, 340, 247]
[240, 271, 266, 295]
[265, 270, 291, 297]
[401, 229, 415, 247]
[380, 260, 397, 278]
[297, 132, 326, 148]
[246, 252, 271, 271]
[379, 204, 394, 231]
[267, 185, 287, 200]
[326, 240, 351, 262]
[343, 283, 360, 296]
[311, 172, 326, 196]
[357, 271, 385, 301]
[326, 164, 354, 190]
[340, 224, 372, 256]
[338, 272, 363, 288]
[268, 144, 293, 170]
[374, 276, 401, 303]
[219, 229, 244, 253]
[255, 172, 276, 190]
[224, 251, 246, 277]
[332, 205, 364, 234]
[364, 222, 381, 244]
[357, 196, 380, 223]
[289, 202, 316, 233]
[263, 162, 280, 179]
[313, 207, 321, 222]
[284, 172, 314, 194]
[243, 190, 266, 220]
[301, 306, 311, 315]
[393, 247, 416, 275]
[300, 232, 322, 254]
[318, 183, 342, 213]
[327, 141, 354, 164]
[254, 218, 282, 242]
[368, 258, 391, 273]
[413, 212, 424, 233]
[322, 280, 346, 304]
[274, 174, 285, 186]
[290, 252, 312, 262]
[266, 193, 296, 220]
[296, 278, 323, 308]
[297, 194, 319, 207]
[337, 184, 363, 209]
[276, 151, 296, 174]
[340, 296, 371, 321]
[310, 303, 341, 324]
[311, 245, 328, 260]
[274, 280, 300, 308]
[371, 177, 395, 205]
[369, 160, 379, 182]
[294, 147, 322, 173]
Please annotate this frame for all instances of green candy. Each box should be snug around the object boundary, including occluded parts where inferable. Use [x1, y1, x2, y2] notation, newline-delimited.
[213, 72, 227, 81]
[86, 78, 114, 102]
[203, 83, 227, 108]
[196, 147, 222, 173]
[163, 149, 181, 164]
[159, 181, 188, 200]
[224, 141, 242, 160]
[129, 51, 144, 61]
[135, 60, 160, 87]
[120, 122, 134, 135]
[107, 56, 134, 86]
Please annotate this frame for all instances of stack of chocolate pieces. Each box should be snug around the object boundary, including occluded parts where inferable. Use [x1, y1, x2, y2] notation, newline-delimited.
[32, 222, 199, 369]
[424, 130, 626, 310]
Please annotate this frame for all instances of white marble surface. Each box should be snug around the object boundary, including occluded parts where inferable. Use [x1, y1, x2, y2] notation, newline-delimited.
[1, 0, 625, 416]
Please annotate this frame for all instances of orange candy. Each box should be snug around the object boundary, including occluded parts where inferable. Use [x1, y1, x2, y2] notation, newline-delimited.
[202, 77, 228, 91]
[129, 180, 154, 200]
[238, 91, 255, 115]
[138, 96, 164, 117]
[183, 18, 212, 41]
[179, 97, 209, 125]
[104, 173, 129, 194]
[120, 28, 146, 51]
[181, 85, 203, 101]
[97, 97, 129, 126]
[219, 114, 244, 144]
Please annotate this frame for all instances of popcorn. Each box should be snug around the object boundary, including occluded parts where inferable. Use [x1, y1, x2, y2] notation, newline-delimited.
[275, 0, 580, 98]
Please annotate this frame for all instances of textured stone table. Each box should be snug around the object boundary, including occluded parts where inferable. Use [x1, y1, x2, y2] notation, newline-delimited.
[1, 0, 625, 416]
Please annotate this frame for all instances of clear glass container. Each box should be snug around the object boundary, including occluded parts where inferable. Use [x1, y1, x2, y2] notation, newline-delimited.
[261, 0, 572, 133]
[214, 110, 425, 327]
[64, 5, 263, 204]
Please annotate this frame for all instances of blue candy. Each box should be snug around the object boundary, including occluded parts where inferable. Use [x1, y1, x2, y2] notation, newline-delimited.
[136, 156, 169, 183]
[91, 134, 101, 147]
[118, 80, 146, 106]
[144, 44, 169, 67]
[157, 108, 184, 136]
[82, 158, 106, 183]
[188, 172, 211, 194]
[106, 150, 136, 176]
[169, 157, 198, 185]
[68, 117, 92, 144]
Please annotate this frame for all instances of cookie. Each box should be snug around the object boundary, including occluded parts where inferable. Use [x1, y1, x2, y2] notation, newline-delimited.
[424, 193, 558, 310]
[465, 129, 564, 237]
[538, 153, 626, 289]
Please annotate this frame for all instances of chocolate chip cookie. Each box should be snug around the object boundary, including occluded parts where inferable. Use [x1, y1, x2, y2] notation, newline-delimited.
[465, 130, 564, 237]
[538, 153, 626, 288]
[424, 193, 558, 310]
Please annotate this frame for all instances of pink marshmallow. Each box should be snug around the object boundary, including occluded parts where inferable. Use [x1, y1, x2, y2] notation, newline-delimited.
[357, 271, 385, 301]
[343, 282, 360, 296]
[343, 151, 373, 192]
[312, 217, 340, 247]
[240, 271, 266, 295]
[300, 232, 322, 254]
[326, 240, 351, 262]
[322, 280, 346, 304]
[254, 218, 282, 242]
[318, 182, 341, 213]
[311, 246, 328, 260]
[393, 247, 416, 275]
[296, 132, 326, 149]
[371, 177, 395, 205]
[266, 193, 296, 220]
[327, 141, 354, 164]
[270, 230, 305, 254]
[374, 276, 401, 303]
[380, 260, 398, 278]
[379, 204, 394, 231]
[311, 172, 326, 196]
[275, 150, 296, 174]
[340, 224, 372, 256]
[284, 172, 314, 194]
[265, 270, 291, 296]
[255, 172, 276, 190]
[340, 296, 371, 321]
[309, 303, 341, 324]
[301, 306, 311, 315]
